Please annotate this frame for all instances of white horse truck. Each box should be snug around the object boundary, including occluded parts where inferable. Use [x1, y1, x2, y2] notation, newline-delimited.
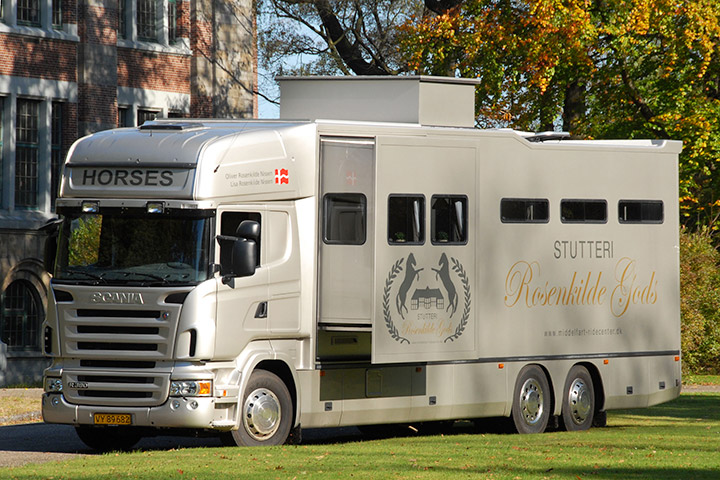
[42, 76, 682, 450]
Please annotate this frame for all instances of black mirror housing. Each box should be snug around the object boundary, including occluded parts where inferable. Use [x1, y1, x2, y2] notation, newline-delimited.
[230, 238, 257, 278]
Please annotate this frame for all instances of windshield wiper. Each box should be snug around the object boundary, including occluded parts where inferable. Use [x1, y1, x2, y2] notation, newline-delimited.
[118, 271, 169, 285]
[61, 269, 107, 284]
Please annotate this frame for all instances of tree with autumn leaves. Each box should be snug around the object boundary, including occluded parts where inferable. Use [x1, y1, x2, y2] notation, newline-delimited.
[399, 0, 720, 230]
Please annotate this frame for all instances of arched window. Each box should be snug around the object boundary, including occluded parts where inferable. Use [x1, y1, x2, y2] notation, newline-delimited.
[1, 280, 42, 351]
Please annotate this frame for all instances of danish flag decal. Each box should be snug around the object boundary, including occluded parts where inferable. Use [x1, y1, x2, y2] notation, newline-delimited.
[275, 168, 289, 185]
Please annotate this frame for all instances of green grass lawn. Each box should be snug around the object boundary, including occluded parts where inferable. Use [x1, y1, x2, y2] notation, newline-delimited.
[682, 374, 720, 385]
[4, 392, 720, 480]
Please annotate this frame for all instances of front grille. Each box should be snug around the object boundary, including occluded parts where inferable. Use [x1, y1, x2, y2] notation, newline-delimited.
[78, 375, 155, 384]
[56, 290, 185, 406]
[78, 309, 161, 318]
[80, 360, 156, 369]
[77, 326, 160, 335]
[63, 370, 170, 407]
[63, 307, 174, 360]
[78, 342, 159, 351]
[78, 391, 153, 399]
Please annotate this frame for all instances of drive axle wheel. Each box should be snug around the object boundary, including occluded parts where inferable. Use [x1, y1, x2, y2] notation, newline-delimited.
[561, 365, 595, 431]
[222, 370, 293, 447]
[511, 365, 551, 434]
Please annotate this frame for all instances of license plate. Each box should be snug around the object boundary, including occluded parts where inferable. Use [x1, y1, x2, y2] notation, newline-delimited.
[93, 413, 132, 425]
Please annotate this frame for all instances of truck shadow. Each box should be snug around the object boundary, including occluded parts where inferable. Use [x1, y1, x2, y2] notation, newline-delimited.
[0, 393, 714, 454]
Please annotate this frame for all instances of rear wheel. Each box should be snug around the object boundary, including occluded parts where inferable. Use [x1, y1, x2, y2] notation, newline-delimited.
[75, 426, 142, 452]
[511, 365, 551, 434]
[561, 365, 595, 431]
[221, 370, 293, 446]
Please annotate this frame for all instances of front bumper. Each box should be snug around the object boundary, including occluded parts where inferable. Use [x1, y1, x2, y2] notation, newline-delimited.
[42, 393, 237, 430]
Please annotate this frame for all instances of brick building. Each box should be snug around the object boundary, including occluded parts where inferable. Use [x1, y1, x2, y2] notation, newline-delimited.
[0, 0, 256, 385]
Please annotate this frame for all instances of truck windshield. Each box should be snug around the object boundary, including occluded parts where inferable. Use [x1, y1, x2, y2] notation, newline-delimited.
[53, 207, 214, 286]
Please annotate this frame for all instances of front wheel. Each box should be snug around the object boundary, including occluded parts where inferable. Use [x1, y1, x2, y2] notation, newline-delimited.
[221, 370, 293, 447]
[561, 365, 595, 431]
[511, 365, 551, 434]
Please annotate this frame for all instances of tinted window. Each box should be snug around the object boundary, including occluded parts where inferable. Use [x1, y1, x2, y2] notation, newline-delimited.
[388, 195, 424, 244]
[431, 195, 468, 244]
[618, 200, 663, 224]
[323, 193, 367, 245]
[220, 212, 261, 273]
[501, 198, 549, 223]
[561, 200, 607, 223]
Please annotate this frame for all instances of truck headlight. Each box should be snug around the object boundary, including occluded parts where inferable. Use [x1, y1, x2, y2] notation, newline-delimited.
[170, 380, 212, 397]
[45, 377, 63, 393]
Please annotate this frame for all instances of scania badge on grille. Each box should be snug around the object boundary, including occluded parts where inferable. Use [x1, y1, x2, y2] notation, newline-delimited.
[89, 292, 145, 304]
[68, 382, 89, 389]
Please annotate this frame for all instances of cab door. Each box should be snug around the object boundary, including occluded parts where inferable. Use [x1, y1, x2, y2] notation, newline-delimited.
[214, 205, 269, 359]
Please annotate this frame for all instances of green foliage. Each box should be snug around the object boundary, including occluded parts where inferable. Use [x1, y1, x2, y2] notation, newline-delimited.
[400, 0, 720, 228]
[68, 216, 101, 267]
[680, 228, 720, 373]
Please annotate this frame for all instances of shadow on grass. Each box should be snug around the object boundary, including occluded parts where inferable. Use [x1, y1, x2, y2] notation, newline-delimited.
[613, 393, 720, 421]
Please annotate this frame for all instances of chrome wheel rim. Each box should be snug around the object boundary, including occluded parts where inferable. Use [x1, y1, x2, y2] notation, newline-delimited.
[243, 388, 281, 441]
[519, 378, 544, 426]
[567, 378, 592, 425]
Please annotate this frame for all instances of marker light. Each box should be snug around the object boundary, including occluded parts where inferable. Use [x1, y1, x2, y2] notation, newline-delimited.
[81, 201, 99, 213]
[146, 202, 165, 214]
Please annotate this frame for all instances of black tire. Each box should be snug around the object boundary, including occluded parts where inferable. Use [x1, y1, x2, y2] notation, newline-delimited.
[511, 365, 551, 434]
[75, 426, 142, 452]
[561, 365, 595, 431]
[221, 370, 293, 447]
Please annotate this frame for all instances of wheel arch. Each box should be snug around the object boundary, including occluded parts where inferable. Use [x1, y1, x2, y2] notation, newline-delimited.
[255, 359, 299, 427]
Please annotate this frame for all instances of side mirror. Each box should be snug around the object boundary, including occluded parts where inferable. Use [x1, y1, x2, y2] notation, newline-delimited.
[216, 220, 260, 281]
[230, 238, 257, 278]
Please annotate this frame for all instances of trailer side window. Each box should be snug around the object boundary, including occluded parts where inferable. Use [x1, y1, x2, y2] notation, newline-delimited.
[431, 195, 468, 244]
[501, 198, 549, 223]
[219, 212, 261, 275]
[323, 193, 367, 245]
[618, 200, 664, 224]
[560, 200, 607, 223]
[388, 195, 425, 244]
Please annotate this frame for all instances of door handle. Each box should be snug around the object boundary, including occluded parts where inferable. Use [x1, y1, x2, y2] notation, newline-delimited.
[255, 301, 268, 319]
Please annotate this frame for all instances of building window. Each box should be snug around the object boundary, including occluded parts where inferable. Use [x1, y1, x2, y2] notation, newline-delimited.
[15, 99, 40, 210]
[51, 102, 63, 209]
[501, 198, 550, 223]
[52, 0, 62, 28]
[561, 199, 607, 223]
[17, 0, 41, 26]
[431, 195, 468, 244]
[388, 194, 424, 244]
[118, 0, 126, 38]
[118, 106, 130, 127]
[137, 0, 157, 41]
[137, 109, 158, 125]
[323, 193, 367, 245]
[618, 200, 664, 224]
[168, 0, 177, 44]
[1, 280, 42, 351]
